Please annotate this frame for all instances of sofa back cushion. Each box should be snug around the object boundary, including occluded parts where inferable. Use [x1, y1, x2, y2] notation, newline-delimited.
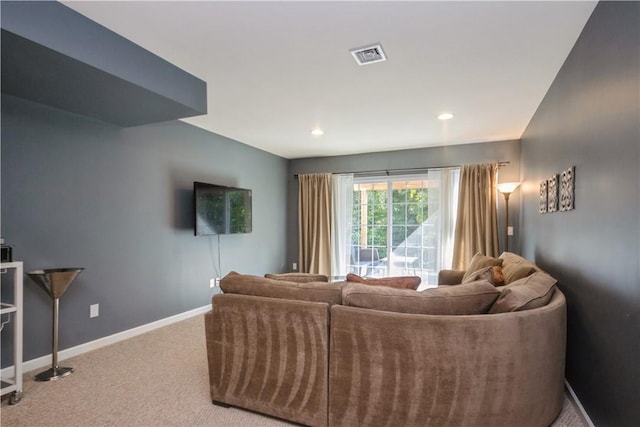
[461, 253, 503, 282]
[265, 272, 329, 283]
[220, 272, 342, 305]
[342, 280, 500, 315]
[346, 273, 421, 290]
[489, 271, 557, 313]
[462, 266, 505, 287]
[499, 251, 540, 284]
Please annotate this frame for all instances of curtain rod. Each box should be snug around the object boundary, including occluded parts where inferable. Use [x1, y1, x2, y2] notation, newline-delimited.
[293, 161, 510, 179]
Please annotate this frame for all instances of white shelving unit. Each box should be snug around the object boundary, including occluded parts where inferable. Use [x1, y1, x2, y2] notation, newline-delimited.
[1, 261, 23, 404]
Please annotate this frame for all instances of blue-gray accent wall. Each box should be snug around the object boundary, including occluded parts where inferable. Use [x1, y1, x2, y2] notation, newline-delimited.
[1, 95, 288, 366]
[520, 2, 639, 425]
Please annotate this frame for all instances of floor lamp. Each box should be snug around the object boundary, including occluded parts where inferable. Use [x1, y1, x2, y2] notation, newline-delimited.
[497, 182, 520, 253]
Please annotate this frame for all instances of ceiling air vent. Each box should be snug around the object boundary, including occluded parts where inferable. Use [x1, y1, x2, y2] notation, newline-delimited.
[350, 43, 387, 66]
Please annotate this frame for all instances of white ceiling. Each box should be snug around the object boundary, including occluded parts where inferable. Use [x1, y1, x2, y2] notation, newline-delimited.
[63, 1, 597, 159]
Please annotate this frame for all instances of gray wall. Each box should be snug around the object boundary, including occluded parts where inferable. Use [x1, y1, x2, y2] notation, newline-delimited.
[1, 95, 288, 366]
[520, 2, 639, 426]
[288, 140, 521, 269]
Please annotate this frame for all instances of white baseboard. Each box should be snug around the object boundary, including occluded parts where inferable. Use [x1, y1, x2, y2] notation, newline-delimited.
[565, 379, 595, 427]
[1, 305, 211, 378]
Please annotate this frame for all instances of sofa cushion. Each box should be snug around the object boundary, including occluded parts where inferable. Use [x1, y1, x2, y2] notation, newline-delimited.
[489, 271, 558, 313]
[346, 273, 421, 290]
[462, 266, 505, 287]
[264, 272, 329, 283]
[342, 280, 500, 315]
[499, 252, 539, 284]
[221, 272, 342, 305]
[502, 264, 537, 284]
[461, 253, 503, 282]
[438, 269, 466, 286]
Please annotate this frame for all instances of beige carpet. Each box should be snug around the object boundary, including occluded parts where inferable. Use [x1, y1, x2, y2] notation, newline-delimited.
[1, 314, 587, 427]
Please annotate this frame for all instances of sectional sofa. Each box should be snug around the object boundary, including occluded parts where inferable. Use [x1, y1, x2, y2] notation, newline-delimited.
[204, 253, 566, 427]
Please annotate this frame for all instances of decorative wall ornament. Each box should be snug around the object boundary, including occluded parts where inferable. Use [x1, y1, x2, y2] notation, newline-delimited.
[547, 174, 559, 213]
[539, 181, 548, 213]
[538, 166, 576, 214]
[560, 166, 575, 212]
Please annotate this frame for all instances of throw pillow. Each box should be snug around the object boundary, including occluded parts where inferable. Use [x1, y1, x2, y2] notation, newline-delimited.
[501, 263, 537, 284]
[346, 273, 421, 290]
[489, 271, 557, 313]
[342, 280, 500, 315]
[265, 272, 329, 283]
[461, 265, 505, 287]
[461, 253, 503, 282]
[492, 266, 505, 286]
[438, 269, 466, 286]
[499, 252, 539, 284]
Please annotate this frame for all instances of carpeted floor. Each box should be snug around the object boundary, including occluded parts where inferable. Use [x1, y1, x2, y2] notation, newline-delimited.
[1, 314, 587, 426]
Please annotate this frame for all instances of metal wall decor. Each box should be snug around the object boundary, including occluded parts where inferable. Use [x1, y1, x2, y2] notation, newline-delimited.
[560, 166, 575, 212]
[539, 166, 576, 214]
[547, 174, 558, 213]
[539, 181, 548, 213]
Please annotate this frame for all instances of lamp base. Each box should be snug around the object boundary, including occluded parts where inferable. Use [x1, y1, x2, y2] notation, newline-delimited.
[34, 366, 74, 381]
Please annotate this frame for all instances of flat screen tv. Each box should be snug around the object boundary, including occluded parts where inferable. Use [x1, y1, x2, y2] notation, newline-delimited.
[194, 182, 252, 235]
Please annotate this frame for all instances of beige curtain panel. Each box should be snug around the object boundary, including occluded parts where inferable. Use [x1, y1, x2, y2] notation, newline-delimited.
[452, 163, 499, 269]
[298, 173, 332, 276]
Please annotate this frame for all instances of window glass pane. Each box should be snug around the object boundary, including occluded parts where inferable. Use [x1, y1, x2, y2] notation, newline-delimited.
[368, 226, 387, 251]
[392, 188, 407, 203]
[374, 245, 387, 261]
[391, 225, 407, 249]
[392, 204, 406, 225]
[346, 169, 458, 283]
[406, 203, 421, 225]
[367, 189, 386, 204]
[353, 190, 361, 204]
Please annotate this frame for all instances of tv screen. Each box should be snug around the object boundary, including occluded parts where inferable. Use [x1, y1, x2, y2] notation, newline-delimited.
[194, 182, 252, 235]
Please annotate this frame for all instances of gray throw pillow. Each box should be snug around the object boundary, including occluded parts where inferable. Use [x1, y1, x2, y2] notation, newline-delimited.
[489, 271, 557, 313]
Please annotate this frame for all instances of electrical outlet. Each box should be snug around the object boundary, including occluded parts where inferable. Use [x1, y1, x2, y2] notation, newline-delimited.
[210, 278, 221, 288]
[292, 262, 297, 271]
[90, 304, 99, 318]
[507, 226, 514, 236]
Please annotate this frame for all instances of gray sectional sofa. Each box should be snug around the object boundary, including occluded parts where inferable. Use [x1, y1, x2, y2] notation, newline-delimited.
[204, 252, 566, 427]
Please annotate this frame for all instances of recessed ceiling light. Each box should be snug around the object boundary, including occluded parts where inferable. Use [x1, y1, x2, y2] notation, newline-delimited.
[438, 113, 455, 120]
[310, 129, 324, 136]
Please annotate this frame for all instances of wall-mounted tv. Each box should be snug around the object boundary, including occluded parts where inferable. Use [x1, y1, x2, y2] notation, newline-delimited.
[194, 182, 252, 236]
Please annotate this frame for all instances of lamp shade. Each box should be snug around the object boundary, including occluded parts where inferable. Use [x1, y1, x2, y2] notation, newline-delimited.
[497, 182, 521, 194]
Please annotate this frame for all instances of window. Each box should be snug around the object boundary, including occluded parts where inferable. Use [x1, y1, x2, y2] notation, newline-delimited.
[346, 169, 459, 289]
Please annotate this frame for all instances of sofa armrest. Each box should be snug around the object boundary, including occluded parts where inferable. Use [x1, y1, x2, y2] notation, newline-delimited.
[206, 294, 329, 427]
[438, 269, 466, 285]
